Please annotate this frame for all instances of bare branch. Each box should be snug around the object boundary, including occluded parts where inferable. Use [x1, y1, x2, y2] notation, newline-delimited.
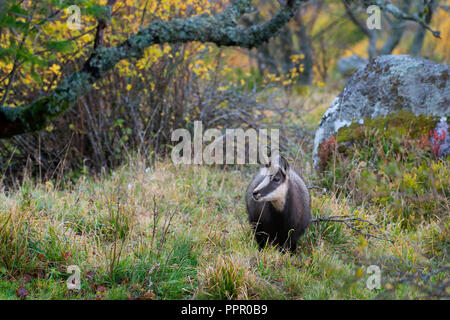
[368, 0, 441, 38]
[342, 0, 371, 37]
[93, 0, 117, 50]
[311, 215, 392, 242]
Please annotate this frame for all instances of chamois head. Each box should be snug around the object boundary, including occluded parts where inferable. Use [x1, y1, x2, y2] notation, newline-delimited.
[252, 155, 290, 204]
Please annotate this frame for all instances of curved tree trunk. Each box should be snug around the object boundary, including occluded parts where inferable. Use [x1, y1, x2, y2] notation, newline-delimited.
[380, 0, 411, 55]
[295, 14, 313, 84]
[410, 0, 437, 56]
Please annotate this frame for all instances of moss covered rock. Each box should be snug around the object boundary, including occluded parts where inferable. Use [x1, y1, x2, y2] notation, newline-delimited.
[313, 55, 449, 170]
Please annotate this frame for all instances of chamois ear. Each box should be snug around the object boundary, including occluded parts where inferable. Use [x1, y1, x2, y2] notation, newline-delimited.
[263, 146, 272, 167]
[279, 156, 289, 176]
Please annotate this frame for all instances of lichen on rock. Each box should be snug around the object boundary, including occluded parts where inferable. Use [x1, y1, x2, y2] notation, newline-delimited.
[313, 54, 450, 170]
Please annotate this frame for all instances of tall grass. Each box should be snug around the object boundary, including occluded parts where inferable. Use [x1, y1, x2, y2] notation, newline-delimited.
[0, 155, 447, 299]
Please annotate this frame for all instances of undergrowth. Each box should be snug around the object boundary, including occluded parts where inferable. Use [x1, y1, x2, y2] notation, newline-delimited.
[0, 155, 448, 300]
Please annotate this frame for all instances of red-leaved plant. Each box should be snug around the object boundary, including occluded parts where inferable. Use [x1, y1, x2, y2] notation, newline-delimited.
[430, 128, 446, 156]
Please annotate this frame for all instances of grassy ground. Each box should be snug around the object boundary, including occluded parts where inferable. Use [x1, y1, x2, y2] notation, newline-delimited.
[0, 88, 448, 300]
[0, 155, 448, 299]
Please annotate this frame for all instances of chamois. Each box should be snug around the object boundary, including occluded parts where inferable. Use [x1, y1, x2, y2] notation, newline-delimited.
[245, 156, 311, 252]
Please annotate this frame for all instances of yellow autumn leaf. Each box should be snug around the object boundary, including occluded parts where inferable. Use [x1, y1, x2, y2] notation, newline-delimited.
[49, 64, 61, 75]
[356, 268, 364, 278]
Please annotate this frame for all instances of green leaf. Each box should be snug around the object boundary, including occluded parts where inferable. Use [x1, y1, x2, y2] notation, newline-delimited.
[44, 40, 74, 53]
[8, 4, 28, 16]
[16, 47, 46, 66]
[0, 47, 15, 61]
[31, 70, 43, 85]
[83, 4, 110, 20]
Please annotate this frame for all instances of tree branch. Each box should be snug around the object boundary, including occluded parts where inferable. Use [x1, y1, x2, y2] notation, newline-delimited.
[0, 0, 303, 139]
[379, 0, 411, 55]
[311, 215, 392, 242]
[410, 0, 437, 55]
[342, 0, 377, 58]
[342, 0, 371, 37]
[93, 0, 117, 50]
[367, 0, 441, 38]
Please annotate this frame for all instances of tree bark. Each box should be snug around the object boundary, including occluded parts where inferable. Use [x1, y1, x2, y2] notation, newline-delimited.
[380, 0, 411, 55]
[410, 0, 437, 56]
[342, 0, 377, 59]
[294, 11, 313, 84]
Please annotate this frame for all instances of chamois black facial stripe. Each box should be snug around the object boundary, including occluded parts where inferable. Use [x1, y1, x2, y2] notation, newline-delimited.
[256, 171, 285, 197]
[258, 180, 279, 196]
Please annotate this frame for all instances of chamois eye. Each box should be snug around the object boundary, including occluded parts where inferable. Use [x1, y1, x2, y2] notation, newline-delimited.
[273, 175, 281, 182]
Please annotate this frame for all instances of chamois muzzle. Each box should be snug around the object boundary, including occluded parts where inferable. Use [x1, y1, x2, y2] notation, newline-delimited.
[252, 191, 261, 201]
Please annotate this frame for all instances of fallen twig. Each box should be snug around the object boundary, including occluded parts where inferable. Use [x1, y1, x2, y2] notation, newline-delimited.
[310, 215, 392, 242]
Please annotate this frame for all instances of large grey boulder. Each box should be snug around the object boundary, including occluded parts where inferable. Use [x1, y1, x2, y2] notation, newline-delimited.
[313, 54, 450, 169]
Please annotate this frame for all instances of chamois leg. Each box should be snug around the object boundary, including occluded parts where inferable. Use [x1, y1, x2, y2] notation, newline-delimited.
[281, 236, 298, 254]
[254, 231, 270, 250]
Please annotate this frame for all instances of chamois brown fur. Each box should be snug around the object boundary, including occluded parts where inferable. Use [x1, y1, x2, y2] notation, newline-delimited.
[245, 158, 311, 252]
